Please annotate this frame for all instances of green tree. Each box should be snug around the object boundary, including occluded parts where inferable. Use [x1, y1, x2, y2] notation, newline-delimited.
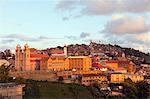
[88, 86, 102, 99]
[0, 64, 13, 83]
[68, 84, 80, 99]
[123, 78, 137, 99]
[136, 81, 150, 99]
[58, 76, 64, 83]
[24, 80, 40, 98]
[4, 49, 11, 57]
[14, 76, 26, 84]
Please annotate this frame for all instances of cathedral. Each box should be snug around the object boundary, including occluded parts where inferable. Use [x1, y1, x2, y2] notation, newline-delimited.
[15, 44, 68, 71]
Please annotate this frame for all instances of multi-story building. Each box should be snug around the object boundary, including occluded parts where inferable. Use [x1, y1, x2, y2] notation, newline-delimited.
[81, 74, 107, 86]
[110, 73, 125, 83]
[68, 56, 92, 71]
[105, 60, 119, 69]
[125, 74, 144, 83]
[47, 56, 69, 71]
[15, 44, 50, 71]
[105, 60, 136, 74]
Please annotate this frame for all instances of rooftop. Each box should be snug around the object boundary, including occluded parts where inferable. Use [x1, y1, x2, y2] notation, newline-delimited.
[68, 56, 89, 58]
[105, 60, 118, 63]
[82, 73, 106, 77]
[30, 54, 49, 58]
[0, 83, 25, 89]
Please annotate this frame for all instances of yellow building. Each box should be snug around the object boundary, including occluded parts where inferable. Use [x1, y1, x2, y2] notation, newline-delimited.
[68, 56, 92, 71]
[110, 73, 125, 83]
[81, 74, 107, 86]
[114, 67, 127, 73]
[105, 60, 118, 69]
[125, 74, 144, 83]
[47, 56, 69, 71]
[127, 61, 136, 74]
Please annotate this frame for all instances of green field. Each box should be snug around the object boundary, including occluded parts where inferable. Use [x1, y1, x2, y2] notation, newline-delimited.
[23, 80, 94, 99]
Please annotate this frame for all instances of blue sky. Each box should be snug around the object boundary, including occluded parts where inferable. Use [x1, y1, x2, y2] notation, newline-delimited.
[0, 0, 150, 53]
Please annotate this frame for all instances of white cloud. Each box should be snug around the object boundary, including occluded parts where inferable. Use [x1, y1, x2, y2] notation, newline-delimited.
[0, 34, 37, 41]
[135, 33, 150, 42]
[80, 32, 90, 38]
[102, 32, 150, 53]
[0, 34, 60, 42]
[56, 0, 77, 11]
[103, 16, 150, 34]
[56, 0, 150, 15]
[65, 32, 91, 40]
[1, 39, 15, 44]
[0, 45, 15, 52]
[134, 46, 145, 52]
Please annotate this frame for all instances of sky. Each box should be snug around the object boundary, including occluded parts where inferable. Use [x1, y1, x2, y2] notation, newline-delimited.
[0, 0, 150, 53]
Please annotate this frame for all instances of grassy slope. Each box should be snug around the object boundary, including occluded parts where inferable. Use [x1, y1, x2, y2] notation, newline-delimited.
[24, 81, 93, 99]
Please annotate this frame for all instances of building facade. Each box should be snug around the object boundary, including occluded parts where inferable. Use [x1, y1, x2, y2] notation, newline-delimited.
[15, 44, 50, 71]
[125, 74, 144, 82]
[47, 56, 69, 71]
[68, 56, 92, 71]
[105, 60, 118, 69]
[0, 83, 25, 99]
[15, 44, 92, 71]
[110, 73, 125, 83]
[81, 74, 107, 86]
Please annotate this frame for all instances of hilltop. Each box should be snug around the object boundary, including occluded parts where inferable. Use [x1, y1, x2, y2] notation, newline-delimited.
[43, 43, 150, 65]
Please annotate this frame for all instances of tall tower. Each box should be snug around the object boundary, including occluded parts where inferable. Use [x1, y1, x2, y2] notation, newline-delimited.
[23, 44, 31, 71]
[15, 44, 21, 71]
[64, 45, 67, 57]
[122, 52, 125, 58]
[89, 40, 94, 56]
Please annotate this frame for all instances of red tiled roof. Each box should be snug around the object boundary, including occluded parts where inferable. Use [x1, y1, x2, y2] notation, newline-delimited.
[129, 61, 135, 65]
[30, 60, 40, 62]
[106, 60, 118, 63]
[92, 62, 109, 68]
[30, 54, 49, 58]
[53, 52, 64, 54]
[118, 61, 129, 64]
[92, 62, 99, 68]
[82, 73, 106, 77]
[114, 67, 126, 70]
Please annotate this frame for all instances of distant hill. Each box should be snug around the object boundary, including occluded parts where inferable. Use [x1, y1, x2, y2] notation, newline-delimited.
[50, 43, 150, 65]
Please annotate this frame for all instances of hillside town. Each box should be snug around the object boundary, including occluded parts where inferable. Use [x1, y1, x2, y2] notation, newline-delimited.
[0, 42, 150, 98]
[1, 0, 150, 98]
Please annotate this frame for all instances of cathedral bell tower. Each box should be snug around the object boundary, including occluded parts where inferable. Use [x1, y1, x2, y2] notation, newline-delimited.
[15, 44, 22, 71]
[23, 44, 31, 71]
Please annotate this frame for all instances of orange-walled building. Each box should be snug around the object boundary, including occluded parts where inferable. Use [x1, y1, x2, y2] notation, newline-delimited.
[15, 44, 92, 71]
[68, 56, 92, 71]
[47, 56, 69, 71]
[105, 60, 119, 69]
[110, 73, 125, 83]
[15, 44, 50, 71]
[105, 60, 136, 74]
